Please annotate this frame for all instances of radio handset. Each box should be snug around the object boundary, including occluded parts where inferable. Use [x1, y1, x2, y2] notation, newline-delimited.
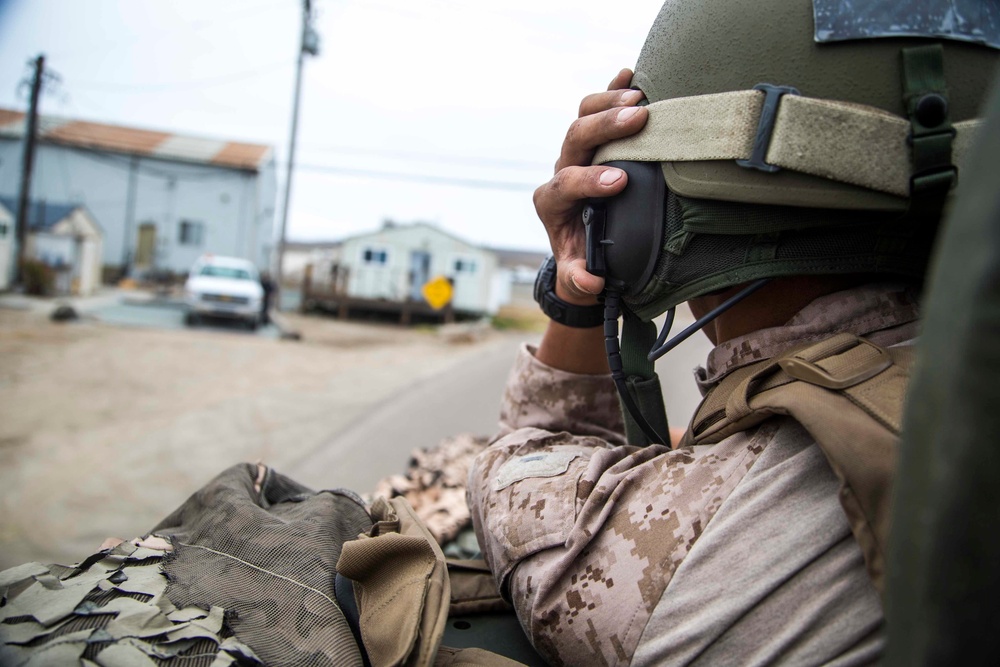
[582, 160, 665, 295]
[581, 160, 769, 447]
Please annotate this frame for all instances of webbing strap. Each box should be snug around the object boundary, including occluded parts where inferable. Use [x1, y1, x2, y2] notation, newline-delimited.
[679, 334, 915, 598]
[593, 89, 980, 197]
[620, 310, 669, 446]
[901, 44, 956, 207]
[683, 333, 913, 446]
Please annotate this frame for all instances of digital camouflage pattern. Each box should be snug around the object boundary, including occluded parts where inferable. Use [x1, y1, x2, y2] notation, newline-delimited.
[0, 538, 261, 667]
[496, 348, 628, 447]
[372, 433, 490, 545]
[469, 285, 922, 666]
[470, 388, 768, 665]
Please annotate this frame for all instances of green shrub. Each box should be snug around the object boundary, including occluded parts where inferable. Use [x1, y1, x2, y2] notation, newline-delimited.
[21, 259, 54, 296]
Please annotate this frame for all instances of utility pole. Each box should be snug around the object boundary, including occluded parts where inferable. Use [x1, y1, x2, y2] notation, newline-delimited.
[14, 55, 45, 287]
[275, 0, 319, 308]
[121, 155, 139, 274]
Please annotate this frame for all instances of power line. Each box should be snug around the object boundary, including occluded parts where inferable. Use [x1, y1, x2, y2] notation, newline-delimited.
[16, 134, 542, 192]
[300, 144, 550, 171]
[291, 162, 537, 191]
[61, 146, 244, 182]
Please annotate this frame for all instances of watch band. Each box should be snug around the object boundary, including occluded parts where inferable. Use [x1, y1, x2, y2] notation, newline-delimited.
[533, 256, 604, 328]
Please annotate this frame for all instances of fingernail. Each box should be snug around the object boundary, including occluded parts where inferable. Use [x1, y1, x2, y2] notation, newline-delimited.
[621, 90, 643, 105]
[599, 169, 623, 186]
[616, 106, 640, 122]
[570, 274, 597, 295]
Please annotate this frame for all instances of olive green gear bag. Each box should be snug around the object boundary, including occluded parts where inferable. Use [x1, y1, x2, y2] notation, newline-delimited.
[682, 332, 914, 598]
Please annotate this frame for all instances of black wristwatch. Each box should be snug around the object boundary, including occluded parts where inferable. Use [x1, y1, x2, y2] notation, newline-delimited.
[533, 256, 604, 328]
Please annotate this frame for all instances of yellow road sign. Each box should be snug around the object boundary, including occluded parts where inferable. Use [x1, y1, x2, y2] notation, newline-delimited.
[421, 275, 453, 310]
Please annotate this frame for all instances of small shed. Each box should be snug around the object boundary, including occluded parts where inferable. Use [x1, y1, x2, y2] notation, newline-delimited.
[0, 197, 104, 295]
[303, 222, 499, 321]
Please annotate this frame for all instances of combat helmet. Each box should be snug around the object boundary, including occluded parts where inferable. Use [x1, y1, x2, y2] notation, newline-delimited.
[593, 0, 1000, 319]
[589, 0, 1000, 446]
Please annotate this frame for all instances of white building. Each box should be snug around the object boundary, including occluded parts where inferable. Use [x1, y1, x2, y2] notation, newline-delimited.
[0, 197, 104, 295]
[282, 241, 341, 285]
[0, 108, 277, 280]
[306, 221, 500, 317]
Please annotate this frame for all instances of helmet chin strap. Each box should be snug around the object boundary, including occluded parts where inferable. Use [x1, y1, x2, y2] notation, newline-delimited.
[603, 278, 770, 447]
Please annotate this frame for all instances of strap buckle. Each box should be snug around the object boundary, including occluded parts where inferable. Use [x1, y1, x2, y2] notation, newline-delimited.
[736, 83, 800, 173]
[778, 335, 892, 390]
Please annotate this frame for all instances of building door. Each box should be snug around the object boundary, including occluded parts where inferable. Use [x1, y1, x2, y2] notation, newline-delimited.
[135, 223, 156, 268]
[409, 250, 431, 300]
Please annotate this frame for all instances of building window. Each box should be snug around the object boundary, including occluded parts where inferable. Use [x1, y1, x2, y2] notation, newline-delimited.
[362, 247, 389, 265]
[179, 220, 205, 246]
[454, 258, 477, 273]
[0, 222, 7, 237]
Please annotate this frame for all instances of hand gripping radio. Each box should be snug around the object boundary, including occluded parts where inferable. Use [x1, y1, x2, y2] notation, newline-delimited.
[581, 161, 769, 446]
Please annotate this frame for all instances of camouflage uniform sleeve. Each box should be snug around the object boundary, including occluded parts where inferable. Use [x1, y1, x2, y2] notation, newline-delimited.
[498, 343, 626, 445]
[468, 424, 769, 666]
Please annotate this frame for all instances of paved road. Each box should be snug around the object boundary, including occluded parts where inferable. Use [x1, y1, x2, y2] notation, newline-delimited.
[289, 313, 715, 493]
[0, 290, 717, 568]
[287, 332, 533, 492]
[83, 295, 715, 496]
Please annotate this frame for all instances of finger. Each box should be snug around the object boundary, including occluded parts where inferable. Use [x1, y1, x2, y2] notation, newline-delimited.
[578, 88, 646, 118]
[556, 104, 647, 172]
[607, 68, 634, 91]
[534, 165, 628, 221]
[560, 257, 605, 299]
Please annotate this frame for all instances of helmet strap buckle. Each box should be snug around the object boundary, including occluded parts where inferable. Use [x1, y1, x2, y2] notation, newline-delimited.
[902, 45, 957, 206]
[736, 83, 801, 173]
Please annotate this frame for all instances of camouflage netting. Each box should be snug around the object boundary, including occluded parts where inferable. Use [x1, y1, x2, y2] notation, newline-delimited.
[1, 463, 374, 667]
[0, 539, 260, 667]
[152, 463, 373, 667]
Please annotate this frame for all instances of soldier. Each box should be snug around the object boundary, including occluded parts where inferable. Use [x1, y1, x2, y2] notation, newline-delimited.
[468, 1, 999, 664]
[259, 270, 275, 325]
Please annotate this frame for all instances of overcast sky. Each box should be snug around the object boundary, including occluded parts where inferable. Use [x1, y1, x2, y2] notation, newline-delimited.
[0, 0, 664, 251]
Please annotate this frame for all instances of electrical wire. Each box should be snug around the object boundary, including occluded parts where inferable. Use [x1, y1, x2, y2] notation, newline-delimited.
[290, 162, 538, 191]
[603, 290, 671, 446]
[26, 136, 541, 191]
[63, 146, 241, 182]
[601, 278, 771, 446]
[299, 144, 550, 171]
[647, 279, 771, 362]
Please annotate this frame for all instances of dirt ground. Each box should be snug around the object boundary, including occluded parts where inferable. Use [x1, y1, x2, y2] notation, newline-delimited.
[0, 306, 521, 570]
